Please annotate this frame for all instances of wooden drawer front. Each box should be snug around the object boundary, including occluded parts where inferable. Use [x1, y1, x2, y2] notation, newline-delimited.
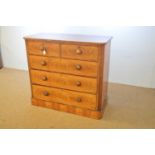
[29, 56, 98, 77]
[61, 44, 98, 61]
[31, 70, 97, 94]
[44, 41, 60, 57]
[27, 40, 60, 57]
[32, 85, 97, 110]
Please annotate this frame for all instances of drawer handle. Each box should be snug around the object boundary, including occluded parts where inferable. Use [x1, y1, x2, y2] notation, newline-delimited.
[75, 64, 82, 70]
[76, 81, 81, 86]
[76, 97, 82, 102]
[40, 61, 47, 66]
[42, 76, 48, 81]
[41, 47, 47, 55]
[43, 91, 49, 96]
[76, 48, 82, 55]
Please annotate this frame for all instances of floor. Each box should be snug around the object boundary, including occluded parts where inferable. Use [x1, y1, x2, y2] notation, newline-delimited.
[0, 68, 155, 129]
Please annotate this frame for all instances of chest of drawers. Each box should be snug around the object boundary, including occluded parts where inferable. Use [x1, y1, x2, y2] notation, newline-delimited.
[24, 33, 112, 119]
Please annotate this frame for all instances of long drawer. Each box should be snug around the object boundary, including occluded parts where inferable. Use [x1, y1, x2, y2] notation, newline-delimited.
[32, 85, 97, 110]
[31, 70, 97, 94]
[29, 55, 98, 77]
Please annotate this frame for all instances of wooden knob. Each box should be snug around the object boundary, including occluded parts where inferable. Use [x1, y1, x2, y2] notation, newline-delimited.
[40, 61, 47, 66]
[43, 91, 49, 96]
[41, 47, 47, 55]
[76, 97, 82, 102]
[42, 76, 48, 81]
[75, 64, 82, 70]
[76, 81, 81, 86]
[76, 48, 82, 54]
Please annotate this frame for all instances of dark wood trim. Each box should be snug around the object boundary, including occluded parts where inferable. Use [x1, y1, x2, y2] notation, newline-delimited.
[32, 98, 103, 119]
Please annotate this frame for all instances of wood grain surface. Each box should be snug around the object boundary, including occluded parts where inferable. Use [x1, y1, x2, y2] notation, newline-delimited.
[24, 33, 111, 119]
[29, 55, 98, 77]
[31, 69, 97, 94]
[32, 85, 97, 110]
[32, 98, 102, 119]
[61, 44, 99, 61]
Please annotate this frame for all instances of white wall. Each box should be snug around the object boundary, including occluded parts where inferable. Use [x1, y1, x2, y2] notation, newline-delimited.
[0, 26, 155, 88]
[0, 26, 65, 70]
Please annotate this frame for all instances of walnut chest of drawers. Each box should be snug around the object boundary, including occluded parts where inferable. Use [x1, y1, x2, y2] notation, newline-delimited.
[24, 33, 112, 119]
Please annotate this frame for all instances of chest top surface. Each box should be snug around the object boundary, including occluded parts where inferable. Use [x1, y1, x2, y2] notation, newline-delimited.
[24, 33, 112, 44]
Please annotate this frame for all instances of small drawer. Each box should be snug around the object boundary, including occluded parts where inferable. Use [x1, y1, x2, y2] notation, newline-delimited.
[32, 85, 97, 110]
[31, 70, 97, 94]
[29, 55, 98, 77]
[61, 44, 99, 61]
[27, 40, 60, 57]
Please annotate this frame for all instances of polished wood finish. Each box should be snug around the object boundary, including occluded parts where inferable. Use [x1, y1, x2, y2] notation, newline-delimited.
[32, 98, 102, 119]
[32, 85, 97, 110]
[31, 70, 97, 94]
[27, 40, 60, 57]
[29, 55, 98, 77]
[61, 44, 98, 61]
[24, 33, 111, 119]
[24, 33, 112, 44]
